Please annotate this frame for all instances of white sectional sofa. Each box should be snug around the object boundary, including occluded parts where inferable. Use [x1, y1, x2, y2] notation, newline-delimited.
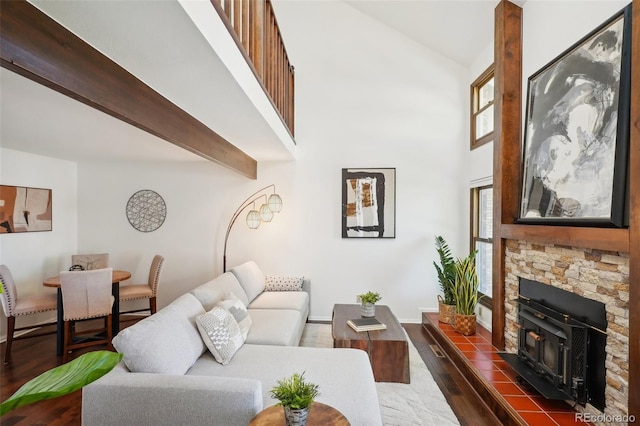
[82, 261, 382, 426]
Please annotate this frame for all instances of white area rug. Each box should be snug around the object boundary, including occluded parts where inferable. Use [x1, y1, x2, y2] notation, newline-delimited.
[300, 323, 460, 426]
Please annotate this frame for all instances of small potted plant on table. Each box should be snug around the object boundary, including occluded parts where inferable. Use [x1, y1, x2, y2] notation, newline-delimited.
[357, 291, 382, 317]
[270, 371, 320, 426]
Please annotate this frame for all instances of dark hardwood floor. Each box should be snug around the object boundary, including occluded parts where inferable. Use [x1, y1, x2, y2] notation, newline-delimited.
[404, 323, 501, 426]
[1, 320, 496, 425]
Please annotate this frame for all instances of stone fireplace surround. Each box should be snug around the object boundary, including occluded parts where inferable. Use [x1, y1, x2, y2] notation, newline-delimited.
[504, 240, 630, 423]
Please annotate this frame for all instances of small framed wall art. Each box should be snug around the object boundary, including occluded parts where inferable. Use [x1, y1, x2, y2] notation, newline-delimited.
[126, 189, 167, 232]
[0, 185, 52, 233]
[342, 168, 396, 238]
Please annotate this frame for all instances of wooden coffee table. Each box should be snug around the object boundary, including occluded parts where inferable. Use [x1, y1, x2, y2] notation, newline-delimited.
[332, 304, 410, 383]
[248, 402, 350, 425]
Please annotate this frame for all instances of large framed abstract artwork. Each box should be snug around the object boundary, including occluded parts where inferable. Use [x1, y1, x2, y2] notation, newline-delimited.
[342, 168, 395, 238]
[518, 5, 631, 227]
[0, 185, 52, 233]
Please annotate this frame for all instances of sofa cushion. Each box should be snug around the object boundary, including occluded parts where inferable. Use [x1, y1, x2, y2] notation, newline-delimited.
[249, 291, 309, 318]
[265, 276, 304, 291]
[190, 272, 250, 308]
[113, 293, 205, 375]
[196, 306, 245, 365]
[229, 261, 265, 303]
[187, 344, 383, 426]
[216, 292, 252, 340]
[245, 309, 303, 346]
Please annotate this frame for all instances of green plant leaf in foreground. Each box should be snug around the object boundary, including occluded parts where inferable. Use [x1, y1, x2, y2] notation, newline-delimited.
[0, 350, 122, 416]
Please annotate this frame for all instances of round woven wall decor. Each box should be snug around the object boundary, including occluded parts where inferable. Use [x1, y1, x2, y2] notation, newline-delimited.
[126, 190, 166, 232]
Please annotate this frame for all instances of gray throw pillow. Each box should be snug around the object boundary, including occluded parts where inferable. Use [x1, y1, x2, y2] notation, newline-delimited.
[196, 306, 244, 365]
[216, 292, 252, 340]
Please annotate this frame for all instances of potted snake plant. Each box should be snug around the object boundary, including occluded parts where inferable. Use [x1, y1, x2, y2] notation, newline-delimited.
[433, 236, 456, 324]
[270, 371, 320, 426]
[452, 251, 481, 336]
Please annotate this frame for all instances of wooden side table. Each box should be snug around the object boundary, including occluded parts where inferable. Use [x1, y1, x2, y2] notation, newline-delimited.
[249, 402, 350, 425]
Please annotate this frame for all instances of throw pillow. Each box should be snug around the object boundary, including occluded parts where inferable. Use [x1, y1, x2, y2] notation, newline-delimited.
[265, 276, 304, 292]
[216, 292, 252, 340]
[196, 306, 244, 365]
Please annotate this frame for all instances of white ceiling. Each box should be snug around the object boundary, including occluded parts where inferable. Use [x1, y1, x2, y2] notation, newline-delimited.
[0, 0, 506, 167]
[346, 0, 501, 67]
[0, 68, 202, 164]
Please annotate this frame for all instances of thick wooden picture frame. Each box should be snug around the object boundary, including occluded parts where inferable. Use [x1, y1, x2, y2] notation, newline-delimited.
[518, 5, 631, 227]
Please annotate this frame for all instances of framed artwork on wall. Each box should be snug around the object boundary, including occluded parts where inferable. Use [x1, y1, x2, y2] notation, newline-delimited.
[0, 185, 52, 233]
[518, 5, 631, 227]
[342, 168, 395, 238]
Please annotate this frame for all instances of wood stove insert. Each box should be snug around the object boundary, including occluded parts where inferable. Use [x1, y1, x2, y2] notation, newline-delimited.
[500, 278, 607, 410]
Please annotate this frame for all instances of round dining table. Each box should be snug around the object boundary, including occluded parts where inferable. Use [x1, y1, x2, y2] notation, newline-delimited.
[43, 269, 131, 356]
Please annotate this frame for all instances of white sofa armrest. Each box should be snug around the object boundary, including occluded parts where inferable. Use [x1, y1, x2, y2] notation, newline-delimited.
[82, 371, 263, 426]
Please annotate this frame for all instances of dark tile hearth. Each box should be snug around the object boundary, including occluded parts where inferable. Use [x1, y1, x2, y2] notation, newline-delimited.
[422, 313, 592, 426]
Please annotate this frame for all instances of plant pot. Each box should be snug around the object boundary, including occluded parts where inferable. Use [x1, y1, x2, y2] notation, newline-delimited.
[437, 295, 456, 324]
[361, 303, 375, 317]
[283, 406, 310, 426]
[454, 313, 477, 336]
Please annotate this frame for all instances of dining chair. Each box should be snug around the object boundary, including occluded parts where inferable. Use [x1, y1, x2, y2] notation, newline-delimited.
[0, 264, 58, 364]
[118, 255, 164, 319]
[59, 268, 114, 363]
[70, 253, 109, 270]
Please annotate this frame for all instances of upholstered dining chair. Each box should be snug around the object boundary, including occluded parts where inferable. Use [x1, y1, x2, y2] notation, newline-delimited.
[118, 255, 164, 319]
[71, 253, 109, 271]
[0, 264, 58, 364]
[59, 268, 114, 362]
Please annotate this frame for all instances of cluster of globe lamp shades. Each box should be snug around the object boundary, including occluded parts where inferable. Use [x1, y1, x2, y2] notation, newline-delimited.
[245, 191, 283, 228]
[223, 184, 283, 272]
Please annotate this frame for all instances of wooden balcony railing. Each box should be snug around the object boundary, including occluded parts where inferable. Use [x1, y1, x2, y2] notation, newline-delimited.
[212, 0, 295, 137]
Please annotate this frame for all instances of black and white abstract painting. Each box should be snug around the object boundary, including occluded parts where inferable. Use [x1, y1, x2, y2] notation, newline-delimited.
[519, 5, 630, 227]
[342, 168, 395, 238]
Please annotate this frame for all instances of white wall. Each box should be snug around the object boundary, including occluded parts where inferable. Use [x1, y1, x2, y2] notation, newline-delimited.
[267, 1, 470, 321]
[0, 148, 78, 338]
[70, 0, 471, 323]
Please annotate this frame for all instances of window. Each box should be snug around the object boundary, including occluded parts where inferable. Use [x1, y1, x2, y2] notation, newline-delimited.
[471, 185, 493, 308]
[470, 65, 494, 149]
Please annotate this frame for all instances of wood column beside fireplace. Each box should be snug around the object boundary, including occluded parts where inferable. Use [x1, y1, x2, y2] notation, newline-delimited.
[493, 0, 639, 419]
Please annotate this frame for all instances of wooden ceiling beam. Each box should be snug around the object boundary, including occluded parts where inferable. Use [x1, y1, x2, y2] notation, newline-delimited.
[0, 0, 257, 179]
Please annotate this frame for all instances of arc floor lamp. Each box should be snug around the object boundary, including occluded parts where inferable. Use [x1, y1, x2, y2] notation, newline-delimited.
[223, 184, 283, 272]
